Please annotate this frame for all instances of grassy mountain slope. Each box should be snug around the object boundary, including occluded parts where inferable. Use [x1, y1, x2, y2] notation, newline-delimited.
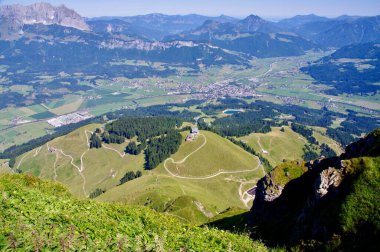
[15, 126, 264, 224]
[98, 130, 264, 224]
[238, 126, 307, 167]
[16, 124, 145, 197]
[0, 174, 266, 251]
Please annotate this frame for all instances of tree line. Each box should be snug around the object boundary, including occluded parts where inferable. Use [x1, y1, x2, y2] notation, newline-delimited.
[227, 137, 273, 172]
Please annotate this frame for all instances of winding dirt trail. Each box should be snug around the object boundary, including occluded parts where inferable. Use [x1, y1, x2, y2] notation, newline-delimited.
[257, 136, 269, 154]
[34, 147, 42, 157]
[16, 152, 30, 170]
[163, 133, 263, 180]
[102, 144, 126, 158]
[86, 130, 126, 158]
[46, 131, 90, 197]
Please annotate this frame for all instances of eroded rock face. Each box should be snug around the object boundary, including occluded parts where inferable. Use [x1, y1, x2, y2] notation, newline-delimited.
[253, 173, 283, 207]
[0, 3, 89, 39]
[315, 167, 344, 199]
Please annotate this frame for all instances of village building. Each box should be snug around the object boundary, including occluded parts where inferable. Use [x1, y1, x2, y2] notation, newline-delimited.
[186, 134, 194, 141]
[191, 127, 199, 134]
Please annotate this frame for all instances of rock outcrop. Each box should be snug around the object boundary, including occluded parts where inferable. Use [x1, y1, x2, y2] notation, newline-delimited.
[0, 3, 89, 39]
[249, 129, 380, 250]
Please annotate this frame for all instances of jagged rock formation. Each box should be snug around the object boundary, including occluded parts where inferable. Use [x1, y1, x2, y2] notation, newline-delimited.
[0, 2, 89, 39]
[250, 129, 380, 250]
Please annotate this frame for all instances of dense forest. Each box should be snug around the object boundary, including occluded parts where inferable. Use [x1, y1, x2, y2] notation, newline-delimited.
[145, 130, 182, 170]
[105, 116, 182, 142]
[102, 116, 184, 170]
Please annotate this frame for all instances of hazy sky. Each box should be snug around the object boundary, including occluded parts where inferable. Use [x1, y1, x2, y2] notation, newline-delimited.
[1, 0, 380, 19]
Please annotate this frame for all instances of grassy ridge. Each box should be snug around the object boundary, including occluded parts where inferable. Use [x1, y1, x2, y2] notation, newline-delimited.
[0, 174, 266, 251]
[15, 125, 264, 224]
[239, 127, 307, 167]
[16, 124, 145, 197]
[99, 130, 264, 224]
[164, 131, 261, 177]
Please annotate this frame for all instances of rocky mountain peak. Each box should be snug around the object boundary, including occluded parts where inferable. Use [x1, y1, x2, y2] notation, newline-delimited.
[0, 2, 89, 39]
[237, 14, 276, 33]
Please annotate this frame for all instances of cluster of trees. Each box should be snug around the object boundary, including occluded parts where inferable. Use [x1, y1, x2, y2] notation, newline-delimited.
[302, 145, 320, 161]
[119, 171, 142, 185]
[227, 137, 272, 172]
[291, 123, 318, 145]
[145, 130, 182, 170]
[201, 106, 279, 137]
[341, 110, 380, 136]
[327, 128, 356, 147]
[89, 133, 102, 149]
[106, 104, 200, 123]
[102, 132, 125, 144]
[105, 116, 181, 142]
[89, 188, 106, 199]
[320, 143, 337, 158]
[125, 141, 146, 155]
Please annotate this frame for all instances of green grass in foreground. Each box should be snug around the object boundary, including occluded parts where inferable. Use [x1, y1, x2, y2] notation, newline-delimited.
[0, 174, 266, 251]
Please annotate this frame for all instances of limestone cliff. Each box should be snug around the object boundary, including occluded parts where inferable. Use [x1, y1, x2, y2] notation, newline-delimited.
[0, 3, 89, 39]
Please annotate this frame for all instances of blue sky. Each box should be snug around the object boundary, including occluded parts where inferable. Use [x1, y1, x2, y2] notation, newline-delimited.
[1, 0, 379, 18]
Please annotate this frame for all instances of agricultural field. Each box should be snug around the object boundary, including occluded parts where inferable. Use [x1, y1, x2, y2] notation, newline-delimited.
[2, 51, 380, 151]
[0, 122, 52, 152]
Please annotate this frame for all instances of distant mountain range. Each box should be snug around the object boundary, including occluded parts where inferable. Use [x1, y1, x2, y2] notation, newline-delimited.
[89, 13, 238, 36]
[165, 15, 320, 58]
[0, 2, 380, 80]
[280, 15, 380, 47]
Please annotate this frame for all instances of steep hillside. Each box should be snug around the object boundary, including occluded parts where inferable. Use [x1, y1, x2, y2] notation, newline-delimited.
[302, 42, 380, 95]
[15, 125, 264, 224]
[87, 19, 165, 40]
[98, 130, 265, 224]
[238, 126, 310, 167]
[281, 15, 380, 48]
[0, 174, 266, 251]
[249, 128, 380, 250]
[277, 14, 330, 29]
[315, 16, 380, 47]
[113, 13, 238, 34]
